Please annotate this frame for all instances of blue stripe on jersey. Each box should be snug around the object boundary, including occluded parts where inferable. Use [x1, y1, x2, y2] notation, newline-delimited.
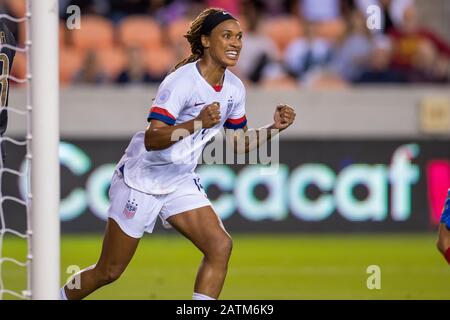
[223, 118, 247, 129]
[148, 112, 176, 126]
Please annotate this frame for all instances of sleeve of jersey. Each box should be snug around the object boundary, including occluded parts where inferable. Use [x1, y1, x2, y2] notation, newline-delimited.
[147, 77, 186, 126]
[148, 106, 176, 126]
[224, 115, 247, 129]
[223, 85, 247, 130]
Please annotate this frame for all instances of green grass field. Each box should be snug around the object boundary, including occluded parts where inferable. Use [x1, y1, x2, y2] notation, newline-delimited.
[2, 233, 450, 299]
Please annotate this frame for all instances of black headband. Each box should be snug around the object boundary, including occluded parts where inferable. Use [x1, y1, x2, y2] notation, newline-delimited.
[200, 11, 236, 35]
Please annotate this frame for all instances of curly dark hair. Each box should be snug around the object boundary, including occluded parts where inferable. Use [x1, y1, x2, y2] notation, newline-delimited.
[172, 8, 228, 71]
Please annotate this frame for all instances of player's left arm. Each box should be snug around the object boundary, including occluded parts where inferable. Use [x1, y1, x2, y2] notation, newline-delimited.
[228, 104, 296, 154]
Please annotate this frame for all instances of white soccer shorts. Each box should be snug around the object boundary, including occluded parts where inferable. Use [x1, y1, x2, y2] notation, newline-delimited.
[107, 170, 211, 238]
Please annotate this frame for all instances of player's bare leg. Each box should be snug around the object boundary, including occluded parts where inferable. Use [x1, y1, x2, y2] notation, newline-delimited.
[167, 206, 233, 299]
[61, 218, 140, 300]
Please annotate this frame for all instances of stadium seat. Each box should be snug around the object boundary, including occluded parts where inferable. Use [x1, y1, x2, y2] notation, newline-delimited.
[260, 16, 304, 55]
[59, 48, 83, 86]
[167, 18, 190, 46]
[71, 15, 114, 52]
[118, 16, 163, 50]
[166, 18, 191, 58]
[96, 47, 127, 80]
[145, 47, 175, 76]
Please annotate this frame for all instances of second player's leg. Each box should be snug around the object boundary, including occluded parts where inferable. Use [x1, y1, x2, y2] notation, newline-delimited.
[62, 218, 140, 300]
[167, 206, 233, 299]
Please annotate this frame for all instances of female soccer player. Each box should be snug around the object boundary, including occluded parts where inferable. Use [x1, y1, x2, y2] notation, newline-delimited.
[61, 8, 296, 300]
[437, 189, 450, 264]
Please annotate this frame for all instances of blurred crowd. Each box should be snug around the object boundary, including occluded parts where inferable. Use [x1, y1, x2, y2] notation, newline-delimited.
[1, 0, 449, 87]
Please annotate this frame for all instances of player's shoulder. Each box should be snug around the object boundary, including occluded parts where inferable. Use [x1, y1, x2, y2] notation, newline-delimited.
[160, 62, 196, 91]
[164, 62, 196, 82]
[225, 69, 245, 94]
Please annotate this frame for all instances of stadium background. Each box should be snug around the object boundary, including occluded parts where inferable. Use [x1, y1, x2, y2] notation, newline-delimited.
[2, 0, 450, 299]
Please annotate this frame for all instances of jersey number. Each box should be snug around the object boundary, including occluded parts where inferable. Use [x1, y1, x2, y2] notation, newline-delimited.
[0, 53, 10, 107]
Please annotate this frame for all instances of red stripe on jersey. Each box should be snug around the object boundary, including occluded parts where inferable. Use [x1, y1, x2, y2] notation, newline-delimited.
[149, 106, 176, 120]
[226, 115, 246, 124]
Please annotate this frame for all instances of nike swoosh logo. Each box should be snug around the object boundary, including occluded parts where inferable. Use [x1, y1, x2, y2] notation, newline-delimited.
[194, 102, 205, 107]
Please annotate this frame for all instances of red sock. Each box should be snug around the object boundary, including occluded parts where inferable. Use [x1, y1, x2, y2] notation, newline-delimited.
[445, 248, 450, 265]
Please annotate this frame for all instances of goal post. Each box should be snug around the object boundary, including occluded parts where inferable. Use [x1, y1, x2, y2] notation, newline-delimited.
[30, 0, 60, 300]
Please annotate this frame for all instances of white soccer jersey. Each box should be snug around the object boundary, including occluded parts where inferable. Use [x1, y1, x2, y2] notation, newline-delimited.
[117, 62, 247, 195]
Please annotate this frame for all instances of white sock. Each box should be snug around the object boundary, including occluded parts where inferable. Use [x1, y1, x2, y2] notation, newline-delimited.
[60, 287, 68, 300]
[192, 292, 215, 300]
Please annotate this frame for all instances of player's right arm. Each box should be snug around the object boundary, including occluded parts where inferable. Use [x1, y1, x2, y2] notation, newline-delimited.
[144, 72, 220, 151]
[145, 102, 221, 151]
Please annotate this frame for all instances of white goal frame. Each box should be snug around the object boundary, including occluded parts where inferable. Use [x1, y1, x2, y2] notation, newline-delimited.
[30, 0, 60, 300]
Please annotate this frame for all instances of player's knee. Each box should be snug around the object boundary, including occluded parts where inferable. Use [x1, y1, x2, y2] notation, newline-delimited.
[221, 235, 233, 258]
[224, 236, 233, 256]
[97, 264, 125, 284]
[208, 234, 233, 261]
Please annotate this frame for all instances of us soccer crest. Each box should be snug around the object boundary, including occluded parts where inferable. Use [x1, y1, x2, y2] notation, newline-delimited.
[123, 199, 138, 219]
[227, 97, 233, 109]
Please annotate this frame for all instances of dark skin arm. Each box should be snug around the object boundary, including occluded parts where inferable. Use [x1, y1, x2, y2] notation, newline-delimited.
[228, 104, 296, 154]
[145, 102, 221, 151]
[145, 103, 296, 153]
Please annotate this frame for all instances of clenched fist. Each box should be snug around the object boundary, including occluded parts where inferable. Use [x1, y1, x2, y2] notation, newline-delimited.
[274, 104, 296, 130]
[196, 102, 221, 128]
